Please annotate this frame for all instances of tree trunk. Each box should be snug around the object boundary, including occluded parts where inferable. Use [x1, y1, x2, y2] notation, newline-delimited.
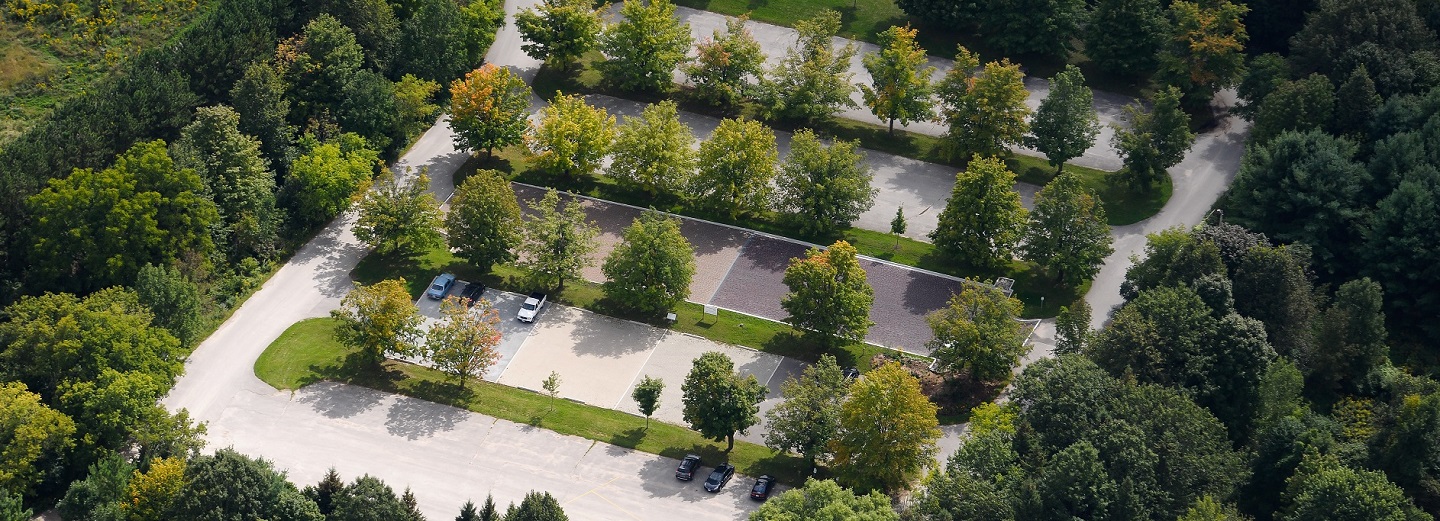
[888, 118, 895, 135]
[726, 433, 735, 452]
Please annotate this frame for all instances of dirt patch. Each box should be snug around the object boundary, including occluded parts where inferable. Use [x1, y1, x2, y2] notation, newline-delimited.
[870, 354, 1005, 418]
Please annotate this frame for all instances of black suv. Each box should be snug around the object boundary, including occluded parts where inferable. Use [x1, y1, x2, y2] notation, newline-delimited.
[675, 454, 701, 481]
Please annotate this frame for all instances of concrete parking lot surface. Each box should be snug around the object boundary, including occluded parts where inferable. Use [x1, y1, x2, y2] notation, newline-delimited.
[413, 286, 536, 381]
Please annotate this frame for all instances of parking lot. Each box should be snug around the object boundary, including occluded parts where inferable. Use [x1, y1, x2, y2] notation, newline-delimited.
[410, 284, 805, 444]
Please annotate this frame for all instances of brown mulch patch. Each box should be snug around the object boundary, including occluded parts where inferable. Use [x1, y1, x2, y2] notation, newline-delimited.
[869, 354, 1007, 418]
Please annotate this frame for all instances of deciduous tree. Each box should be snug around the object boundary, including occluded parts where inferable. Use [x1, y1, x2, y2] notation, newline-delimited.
[331, 278, 422, 367]
[518, 189, 599, 292]
[832, 362, 939, 493]
[632, 376, 663, 428]
[926, 285, 1027, 382]
[755, 10, 857, 123]
[763, 355, 849, 470]
[781, 241, 875, 348]
[1280, 453, 1429, 521]
[1022, 172, 1113, 286]
[27, 140, 220, 292]
[134, 264, 205, 348]
[1053, 298, 1091, 355]
[172, 105, 282, 260]
[354, 170, 443, 255]
[393, 74, 441, 140]
[749, 478, 897, 520]
[683, 16, 765, 107]
[1026, 66, 1100, 173]
[445, 170, 523, 272]
[608, 101, 695, 197]
[681, 351, 767, 452]
[426, 296, 503, 390]
[774, 130, 876, 237]
[514, 0, 603, 69]
[860, 25, 936, 134]
[690, 117, 779, 220]
[1113, 86, 1194, 191]
[166, 449, 323, 521]
[329, 475, 408, 521]
[449, 64, 533, 159]
[285, 135, 380, 226]
[601, 212, 696, 314]
[599, 0, 692, 92]
[0, 382, 75, 500]
[396, 0, 468, 83]
[526, 94, 615, 179]
[1156, 0, 1249, 107]
[1085, 0, 1168, 77]
[230, 60, 297, 172]
[929, 156, 1027, 268]
[936, 48, 1031, 161]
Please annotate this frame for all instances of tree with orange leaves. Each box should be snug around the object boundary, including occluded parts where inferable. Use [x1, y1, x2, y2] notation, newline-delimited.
[426, 295, 504, 389]
[448, 64, 532, 159]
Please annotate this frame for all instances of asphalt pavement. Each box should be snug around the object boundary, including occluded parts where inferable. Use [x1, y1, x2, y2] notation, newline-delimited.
[161, 1, 1248, 518]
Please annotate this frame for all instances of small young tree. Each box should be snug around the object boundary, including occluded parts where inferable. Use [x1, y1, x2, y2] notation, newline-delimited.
[601, 212, 696, 314]
[518, 189, 599, 292]
[1022, 172, 1114, 287]
[763, 354, 849, 471]
[775, 130, 877, 238]
[514, 0, 603, 69]
[1113, 86, 1195, 191]
[449, 64, 533, 159]
[526, 94, 616, 179]
[1054, 298, 1092, 355]
[936, 48, 1031, 161]
[1026, 65, 1100, 173]
[681, 351, 768, 451]
[781, 241, 875, 348]
[478, 494, 499, 521]
[890, 207, 907, 250]
[445, 170, 523, 272]
[331, 278, 422, 368]
[860, 24, 936, 134]
[354, 170, 444, 256]
[426, 296, 503, 389]
[683, 15, 765, 107]
[543, 371, 562, 409]
[928, 156, 1028, 269]
[755, 10, 858, 123]
[690, 117, 779, 220]
[632, 375, 664, 428]
[599, 0, 692, 92]
[393, 74, 441, 140]
[925, 285, 1028, 382]
[608, 101, 695, 197]
[832, 362, 940, 493]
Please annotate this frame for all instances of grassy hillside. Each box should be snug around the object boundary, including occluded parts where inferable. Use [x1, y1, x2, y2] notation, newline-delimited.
[0, 0, 207, 144]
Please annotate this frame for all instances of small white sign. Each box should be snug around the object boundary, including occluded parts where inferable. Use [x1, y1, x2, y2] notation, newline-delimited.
[703, 305, 719, 316]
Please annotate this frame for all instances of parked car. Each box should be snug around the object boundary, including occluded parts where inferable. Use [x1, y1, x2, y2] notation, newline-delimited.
[517, 291, 546, 322]
[703, 463, 735, 493]
[459, 282, 485, 307]
[750, 475, 774, 500]
[843, 367, 860, 381]
[426, 273, 456, 300]
[675, 454, 701, 481]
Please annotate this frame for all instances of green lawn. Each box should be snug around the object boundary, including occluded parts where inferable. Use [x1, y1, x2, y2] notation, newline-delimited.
[255, 317, 812, 483]
[531, 53, 1171, 227]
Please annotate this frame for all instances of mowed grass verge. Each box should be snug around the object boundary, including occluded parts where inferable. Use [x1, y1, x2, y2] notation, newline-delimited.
[255, 317, 811, 482]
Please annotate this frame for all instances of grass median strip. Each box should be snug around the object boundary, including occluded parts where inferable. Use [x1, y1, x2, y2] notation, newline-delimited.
[351, 245, 891, 365]
[530, 53, 1170, 227]
[255, 317, 811, 482]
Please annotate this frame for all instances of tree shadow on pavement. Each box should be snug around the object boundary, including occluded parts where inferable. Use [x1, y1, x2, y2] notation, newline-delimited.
[385, 394, 469, 440]
[567, 310, 666, 357]
[296, 381, 387, 419]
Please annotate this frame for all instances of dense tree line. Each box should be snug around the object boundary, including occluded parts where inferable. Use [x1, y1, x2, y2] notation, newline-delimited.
[0, 0, 505, 513]
[44, 447, 568, 521]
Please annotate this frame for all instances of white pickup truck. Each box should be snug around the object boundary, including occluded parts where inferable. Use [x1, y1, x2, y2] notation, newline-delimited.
[517, 291, 546, 322]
